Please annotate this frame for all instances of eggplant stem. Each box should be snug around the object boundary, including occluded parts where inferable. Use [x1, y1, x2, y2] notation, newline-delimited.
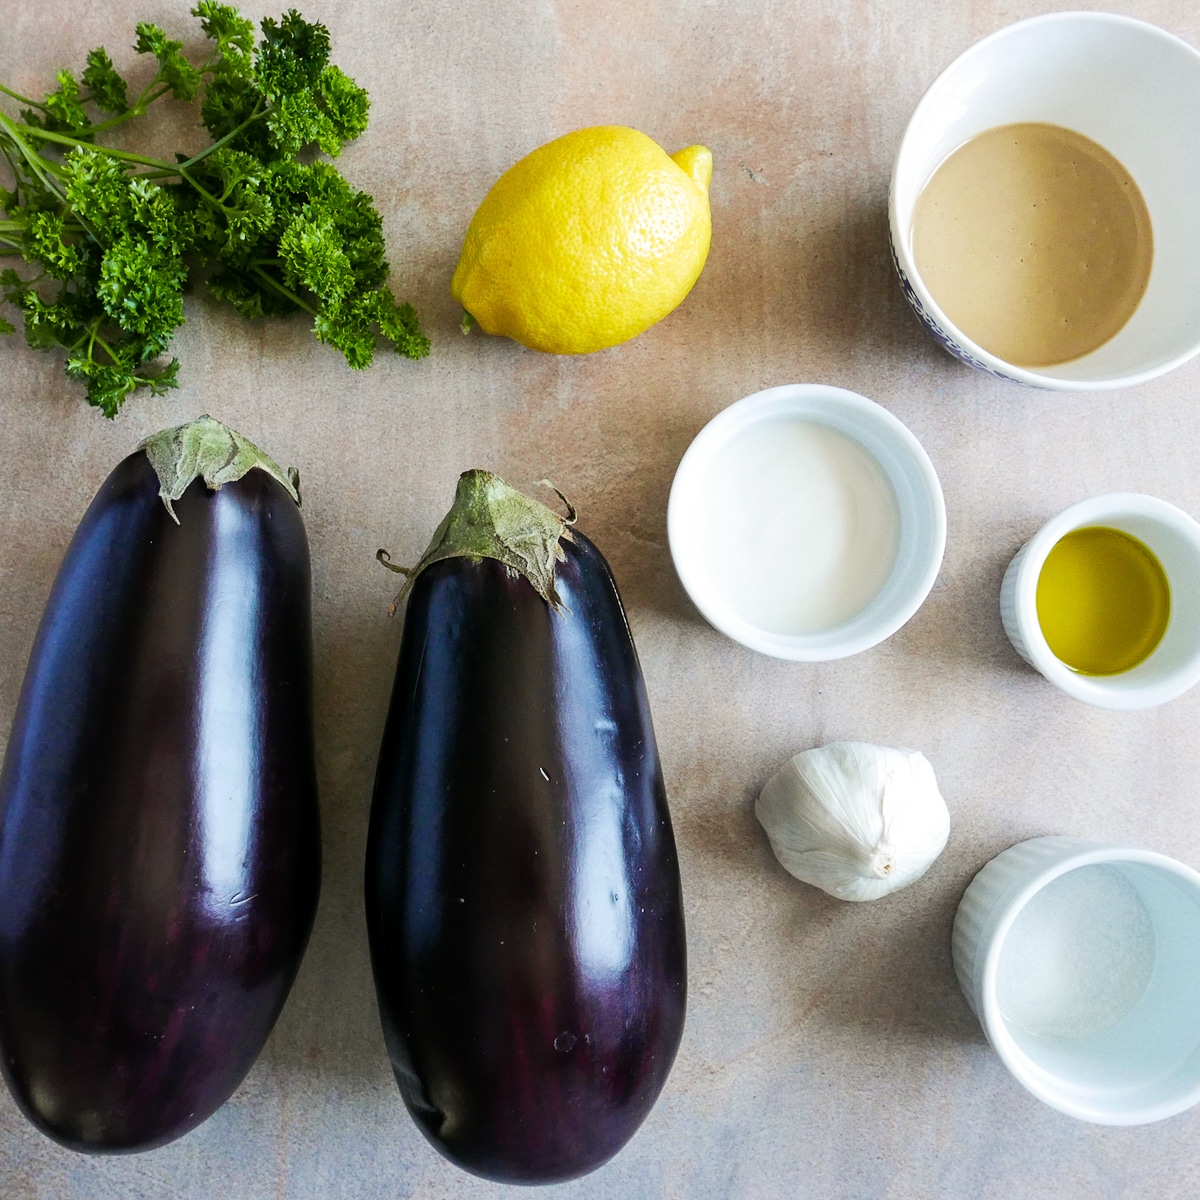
[535, 480, 577, 526]
[376, 548, 414, 576]
[377, 548, 416, 617]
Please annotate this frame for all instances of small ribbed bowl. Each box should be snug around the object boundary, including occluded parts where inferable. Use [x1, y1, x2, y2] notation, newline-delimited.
[953, 837, 1200, 1125]
[1000, 492, 1200, 709]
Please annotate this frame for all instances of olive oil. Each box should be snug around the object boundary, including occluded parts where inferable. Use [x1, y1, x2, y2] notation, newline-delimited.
[1036, 526, 1170, 675]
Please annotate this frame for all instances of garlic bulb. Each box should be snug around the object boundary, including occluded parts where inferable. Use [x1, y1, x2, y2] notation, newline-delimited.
[755, 741, 950, 901]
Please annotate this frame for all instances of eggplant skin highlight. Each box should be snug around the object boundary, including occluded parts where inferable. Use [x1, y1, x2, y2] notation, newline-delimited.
[0, 428, 320, 1153]
[366, 474, 687, 1185]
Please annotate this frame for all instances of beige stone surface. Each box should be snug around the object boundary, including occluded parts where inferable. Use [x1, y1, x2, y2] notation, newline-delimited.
[3, 0, 1200, 1196]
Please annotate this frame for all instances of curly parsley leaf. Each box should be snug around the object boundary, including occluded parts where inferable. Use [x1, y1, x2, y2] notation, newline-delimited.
[97, 234, 188, 339]
[134, 24, 202, 102]
[0, 5, 428, 416]
[194, 1, 255, 61]
[257, 10, 330, 101]
[320, 66, 369, 146]
[44, 70, 90, 133]
[82, 49, 129, 116]
[0, 269, 28, 304]
[25, 211, 89, 279]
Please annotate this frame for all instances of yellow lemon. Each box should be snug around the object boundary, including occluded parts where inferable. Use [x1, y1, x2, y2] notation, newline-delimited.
[451, 126, 713, 354]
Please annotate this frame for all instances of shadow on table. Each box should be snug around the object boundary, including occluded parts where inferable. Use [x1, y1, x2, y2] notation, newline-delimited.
[258, 605, 401, 1091]
[682, 772, 985, 1050]
[811, 881, 985, 1046]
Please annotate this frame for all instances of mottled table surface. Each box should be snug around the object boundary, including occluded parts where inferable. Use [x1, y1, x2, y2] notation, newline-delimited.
[3, 1, 1200, 1197]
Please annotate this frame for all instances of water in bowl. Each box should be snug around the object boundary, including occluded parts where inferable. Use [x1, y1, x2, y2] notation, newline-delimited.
[997, 864, 1156, 1039]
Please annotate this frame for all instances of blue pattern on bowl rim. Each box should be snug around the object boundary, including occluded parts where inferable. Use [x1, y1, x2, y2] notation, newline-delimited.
[888, 227, 1031, 386]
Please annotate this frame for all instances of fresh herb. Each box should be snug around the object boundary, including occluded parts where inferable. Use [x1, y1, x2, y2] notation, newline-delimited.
[0, 4, 428, 417]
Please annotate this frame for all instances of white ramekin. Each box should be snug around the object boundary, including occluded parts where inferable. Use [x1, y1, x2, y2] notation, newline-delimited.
[890, 12, 1200, 390]
[1000, 492, 1200, 709]
[952, 837, 1200, 1125]
[666, 384, 945, 661]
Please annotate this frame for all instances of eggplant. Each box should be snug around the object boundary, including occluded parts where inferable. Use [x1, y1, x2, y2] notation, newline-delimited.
[366, 471, 686, 1184]
[0, 416, 320, 1152]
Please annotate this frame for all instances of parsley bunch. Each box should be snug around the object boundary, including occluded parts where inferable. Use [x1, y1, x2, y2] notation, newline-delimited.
[0, 4, 428, 416]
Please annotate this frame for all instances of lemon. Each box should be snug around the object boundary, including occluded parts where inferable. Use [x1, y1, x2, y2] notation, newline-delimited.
[451, 126, 713, 354]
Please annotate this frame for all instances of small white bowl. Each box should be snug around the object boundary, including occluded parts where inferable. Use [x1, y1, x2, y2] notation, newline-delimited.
[1000, 492, 1200, 709]
[890, 12, 1200, 390]
[667, 384, 945, 661]
[952, 837, 1200, 1126]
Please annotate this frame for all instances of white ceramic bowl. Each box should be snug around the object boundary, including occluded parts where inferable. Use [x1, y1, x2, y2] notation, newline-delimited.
[953, 837, 1200, 1125]
[667, 384, 945, 661]
[890, 12, 1200, 390]
[1000, 492, 1200, 709]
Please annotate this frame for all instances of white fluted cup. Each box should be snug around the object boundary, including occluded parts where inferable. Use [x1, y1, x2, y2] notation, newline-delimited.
[952, 837, 1200, 1125]
[999, 492, 1200, 709]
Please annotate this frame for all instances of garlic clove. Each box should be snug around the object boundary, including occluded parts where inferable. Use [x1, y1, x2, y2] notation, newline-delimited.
[756, 741, 950, 902]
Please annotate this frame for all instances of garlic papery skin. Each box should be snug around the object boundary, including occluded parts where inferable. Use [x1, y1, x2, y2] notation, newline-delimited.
[755, 741, 950, 901]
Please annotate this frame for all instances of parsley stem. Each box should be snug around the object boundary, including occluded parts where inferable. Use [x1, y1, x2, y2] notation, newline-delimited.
[88, 325, 121, 367]
[0, 112, 69, 202]
[12, 124, 177, 171]
[249, 265, 318, 316]
[0, 140, 23, 202]
[126, 107, 267, 186]
[131, 78, 172, 113]
[0, 83, 47, 111]
[79, 84, 173, 137]
[176, 167, 221, 207]
[177, 107, 266, 169]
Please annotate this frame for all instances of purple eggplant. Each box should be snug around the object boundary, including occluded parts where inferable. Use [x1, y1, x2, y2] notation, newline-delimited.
[0, 416, 320, 1152]
[366, 471, 686, 1185]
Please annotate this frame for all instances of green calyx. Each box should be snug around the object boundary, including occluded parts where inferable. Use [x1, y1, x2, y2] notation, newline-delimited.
[139, 413, 299, 522]
[378, 469, 576, 616]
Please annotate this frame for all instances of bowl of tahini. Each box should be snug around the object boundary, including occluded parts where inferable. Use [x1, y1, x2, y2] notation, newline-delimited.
[890, 12, 1200, 390]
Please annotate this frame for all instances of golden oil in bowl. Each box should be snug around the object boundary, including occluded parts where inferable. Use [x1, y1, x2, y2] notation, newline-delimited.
[1036, 526, 1170, 675]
